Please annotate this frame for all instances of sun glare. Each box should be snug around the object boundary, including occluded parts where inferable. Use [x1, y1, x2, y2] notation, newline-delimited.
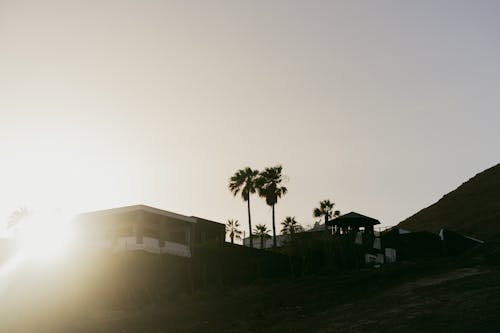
[16, 211, 73, 261]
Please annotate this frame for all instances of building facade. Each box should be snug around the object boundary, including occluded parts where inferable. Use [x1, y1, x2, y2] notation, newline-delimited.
[74, 205, 224, 258]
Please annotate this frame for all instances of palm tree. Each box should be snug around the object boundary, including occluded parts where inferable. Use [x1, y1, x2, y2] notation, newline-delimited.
[313, 199, 335, 229]
[225, 219, 242, 244]
[257, 165, 288, 248]
[253, 224, 271, 249]
[8, 207, 33, 230]
[229, 167, 259, 248]
[281, 216, 304, 238]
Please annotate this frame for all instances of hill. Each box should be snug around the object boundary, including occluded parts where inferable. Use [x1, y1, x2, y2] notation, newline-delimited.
[399, 163, 500, 241]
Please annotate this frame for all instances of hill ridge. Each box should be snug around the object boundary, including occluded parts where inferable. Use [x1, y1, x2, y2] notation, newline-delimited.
[399, 163, 500, 241]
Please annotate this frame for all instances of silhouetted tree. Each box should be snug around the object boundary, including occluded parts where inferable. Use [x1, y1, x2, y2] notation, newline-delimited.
[229, 167, 259, 248]
[281, 216, 304, 242]
[313, 199, 335, 229]
[225, 219, 242, 244]
[257, 165, 288, 248]
[253, 224, 271, 249]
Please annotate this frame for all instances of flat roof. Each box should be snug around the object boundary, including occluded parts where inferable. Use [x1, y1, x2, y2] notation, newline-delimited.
[77, 204, 197, 223]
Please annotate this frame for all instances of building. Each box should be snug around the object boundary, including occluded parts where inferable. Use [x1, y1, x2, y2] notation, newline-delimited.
[326, 211, 381, 234]
[242, 212, 383, 250]
[242, 234, 290, 249]
[74, 205, 225, 258]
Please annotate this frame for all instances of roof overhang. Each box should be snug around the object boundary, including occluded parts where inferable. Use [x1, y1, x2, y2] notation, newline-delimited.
[77, 205, 197, 223]
[327, 211, 381, 228]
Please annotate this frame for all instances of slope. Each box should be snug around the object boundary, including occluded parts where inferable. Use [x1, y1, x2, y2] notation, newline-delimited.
[399, 163, 500, 241]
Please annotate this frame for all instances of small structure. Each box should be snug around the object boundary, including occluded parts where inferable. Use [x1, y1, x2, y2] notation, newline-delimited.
[381, 227, 442, 260]
[327, 211, 381, 234]
[439, 229, 484, 255]
[243, 234, 289, 249]
[74, 205, 225, 258]
[381, 226, 484, 260]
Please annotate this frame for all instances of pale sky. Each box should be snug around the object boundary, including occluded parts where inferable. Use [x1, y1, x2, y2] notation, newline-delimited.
[0, 1, 499, 237]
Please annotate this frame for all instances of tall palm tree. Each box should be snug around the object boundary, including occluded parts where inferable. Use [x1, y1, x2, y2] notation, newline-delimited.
[313, 199, 335, 229]
[225, 219, 242, 244]
[257, 165, 288, 248]
[229, 167, 259, 248]
[281, 216, 304, 238]
[253, 224, 271, 249]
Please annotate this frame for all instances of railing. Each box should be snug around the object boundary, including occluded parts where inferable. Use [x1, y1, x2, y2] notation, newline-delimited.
[87, 236, 191, 258]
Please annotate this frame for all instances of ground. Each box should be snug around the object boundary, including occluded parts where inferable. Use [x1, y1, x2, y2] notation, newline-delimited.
[55, 254, 500, 333]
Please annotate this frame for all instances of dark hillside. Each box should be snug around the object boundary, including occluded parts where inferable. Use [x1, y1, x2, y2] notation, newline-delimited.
[399, 163, 500, 240]
[26, 254, 500, 332]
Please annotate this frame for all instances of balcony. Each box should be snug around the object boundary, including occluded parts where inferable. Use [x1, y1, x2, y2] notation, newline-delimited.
[88, 236, 191, 258]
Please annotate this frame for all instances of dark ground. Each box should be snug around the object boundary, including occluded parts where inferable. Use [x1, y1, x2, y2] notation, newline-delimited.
[60, 253, 500, 332]
[2, 245, 500, 333]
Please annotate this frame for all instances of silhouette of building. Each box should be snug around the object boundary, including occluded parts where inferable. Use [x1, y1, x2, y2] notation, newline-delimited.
[242, 234, 289, 249]
[439, 228, 484, 255]
[326, 211, 381, 234]
[74, 205, 224, 258]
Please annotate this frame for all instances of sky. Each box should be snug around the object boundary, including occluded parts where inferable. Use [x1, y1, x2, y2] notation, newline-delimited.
[0, 0, 499, 238]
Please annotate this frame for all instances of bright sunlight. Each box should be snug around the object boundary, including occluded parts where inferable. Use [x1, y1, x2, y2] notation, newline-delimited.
[15, 210, 74, 262]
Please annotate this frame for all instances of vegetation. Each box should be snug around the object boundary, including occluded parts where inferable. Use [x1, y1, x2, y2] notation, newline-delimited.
[225, 219, 242, 244]
[313, 199, 335, 228]
[5, 161, 500, 332]
[229, 167, 260, 247]
[5, 247, 500, 332]
[281, 216, 303, 242]
[7, 206, 33, 230]
[253, 224, 271, 249]
[256, 165, 288, 248]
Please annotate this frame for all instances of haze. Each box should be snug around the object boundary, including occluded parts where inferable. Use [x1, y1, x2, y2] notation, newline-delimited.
[1, 0, 499, 235]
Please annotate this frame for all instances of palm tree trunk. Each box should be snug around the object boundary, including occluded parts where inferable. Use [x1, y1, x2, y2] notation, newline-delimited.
[272, 204, 277, 248]
[247, 198, 253, 248]
[260, 235, 264, 249]
[231, 234, 234, 244]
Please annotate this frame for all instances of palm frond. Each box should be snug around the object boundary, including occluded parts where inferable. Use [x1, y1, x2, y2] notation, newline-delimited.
[256, 165, 288, 206]
[313, 199, 335, 219]
[253, 223, 271, 237]
[228, 167, 259, 201]
[281, 216, 302, 235]
[8, 207, 33, 229]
